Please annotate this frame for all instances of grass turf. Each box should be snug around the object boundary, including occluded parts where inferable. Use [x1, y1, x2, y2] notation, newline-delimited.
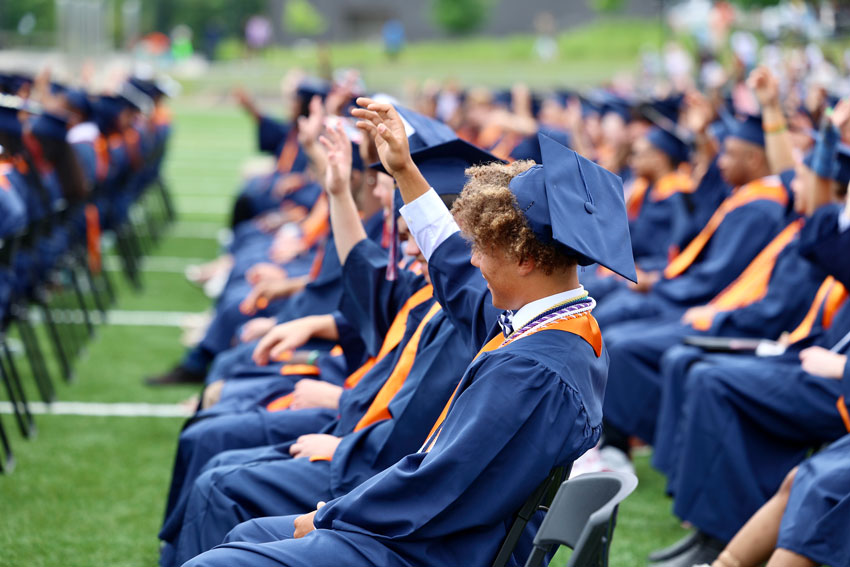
[0, 99, 685, 565]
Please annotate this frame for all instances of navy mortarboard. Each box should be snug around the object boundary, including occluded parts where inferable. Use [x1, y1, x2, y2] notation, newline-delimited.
[510, 133, 637, 282]
[645, 125, 690, 164]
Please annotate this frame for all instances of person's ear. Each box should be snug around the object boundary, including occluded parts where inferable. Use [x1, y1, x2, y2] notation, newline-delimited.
[517, 255, 535, 277]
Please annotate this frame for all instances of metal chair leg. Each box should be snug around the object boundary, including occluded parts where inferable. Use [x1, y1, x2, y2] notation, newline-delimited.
[0, 334, 36, 438]
[0, 413, 15, 474]
[14, 309, 55, 404]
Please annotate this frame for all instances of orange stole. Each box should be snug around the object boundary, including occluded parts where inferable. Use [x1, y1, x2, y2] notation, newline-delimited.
[300, 194, 329, 250]
[690, 220, 804, 331]
[94, 136, 110, 181]
[664, 178, 788, 280]
[422, 313, 603, 452]
[265, 285, 435, 412]
[353, 302, 443, 432]
[786, 277, 849, 344]
[276, 131, 299, 174]
[626, 171, 694, 220]
[0, 162, 12, 191]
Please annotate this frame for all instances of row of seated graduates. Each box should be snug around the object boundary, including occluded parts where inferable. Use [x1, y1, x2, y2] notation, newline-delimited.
[456, 70, 850, 566]
[149, 72, 661, 566]
[155, 65, 850, 567]
[0, 69, 176, 473]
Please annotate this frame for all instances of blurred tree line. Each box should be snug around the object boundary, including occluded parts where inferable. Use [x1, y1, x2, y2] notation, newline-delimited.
[0, 0, 265, 44]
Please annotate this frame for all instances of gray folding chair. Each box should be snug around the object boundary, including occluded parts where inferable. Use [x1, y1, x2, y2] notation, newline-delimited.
[524, 471, 638, 567]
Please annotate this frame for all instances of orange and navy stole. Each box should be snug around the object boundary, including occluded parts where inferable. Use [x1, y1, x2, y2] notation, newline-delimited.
[626, 170, 694, 221]
[420, 300, 603, 453]
[781, 277, 850, 432]
[664, 176, 788, 280]
[276, 130, 300, 174]
[265, 285, 434, 412]
[689, 219, 804, 331]
[353, 302, 443, 432]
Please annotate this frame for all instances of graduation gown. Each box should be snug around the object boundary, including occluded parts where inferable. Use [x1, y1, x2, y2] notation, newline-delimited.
[183, 231, 607, 567]
[602, 227, 826, 445]
[161, 239, 440, 565]
[777, 432, 850, 567]
[592, 176, 788, 328]
[667, 301, 850, 542]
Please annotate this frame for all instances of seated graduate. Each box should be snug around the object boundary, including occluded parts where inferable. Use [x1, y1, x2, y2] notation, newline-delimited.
[689, 196, 850, 567]
[591, 113, 790, 329]
[180, 99, 636, 567]
[598, 105, 850, 473]
[643, 189, 850, 567]
[158, 133, 493, 567]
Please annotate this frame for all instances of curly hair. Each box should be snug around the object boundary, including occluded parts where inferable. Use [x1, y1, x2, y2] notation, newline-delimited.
[451, 161, 578, 275]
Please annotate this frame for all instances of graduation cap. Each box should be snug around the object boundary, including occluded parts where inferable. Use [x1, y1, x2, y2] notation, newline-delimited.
[119, 81, 154, 114]
[641, 93, 684, 124]
[93, 95, 128, 133]
[596, 91, 633, 123]
[509, 133, 637, 282]
[30, 112, 69, 140]
[395, 105, 457, 151]
[510, 126, 570, 164]
[725, 114, 764, 148]
[645, 126, 690, 164]
[296, 78, 331, 101]
[65, 89, 93, 119]
[803, 143, 850, 186]
[0, 73, 32, 95]
[0, 94, 39, 136]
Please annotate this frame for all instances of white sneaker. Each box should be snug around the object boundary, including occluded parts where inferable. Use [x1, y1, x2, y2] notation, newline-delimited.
[597, 446, 636, 476]
[569, 444, 604, 478]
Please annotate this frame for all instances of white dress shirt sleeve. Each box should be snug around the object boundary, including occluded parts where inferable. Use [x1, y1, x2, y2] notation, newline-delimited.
[400, 188, 460, 261]
[839, 205, 850, 233]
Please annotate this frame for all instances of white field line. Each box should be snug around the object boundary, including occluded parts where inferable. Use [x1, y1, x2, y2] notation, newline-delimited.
[104, 256, 210, 273]
[0, 401, 192, 418]
[28, 309, 207, 327]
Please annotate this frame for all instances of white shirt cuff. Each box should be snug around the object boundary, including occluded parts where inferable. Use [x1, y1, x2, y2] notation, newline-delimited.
[839, 207, 850, 233]
[400, 188, 460, 261]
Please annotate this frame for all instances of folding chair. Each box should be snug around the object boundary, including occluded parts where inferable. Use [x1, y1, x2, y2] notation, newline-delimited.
[492, 465, 571, 567]
[0, 412, 14, 474]
[524, 471, 638, 567]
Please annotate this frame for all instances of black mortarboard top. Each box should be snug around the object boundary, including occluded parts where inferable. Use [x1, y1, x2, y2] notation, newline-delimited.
[296, 78, 331, 101]
[65, 89, 93, 119]
[394, 105, 457, 151]
[509, 133, 637, 282]
[646, 125, 690, 164]
[804, 143, 850, 186]
[30, 112, 69, 140]
[94, 95, 128, 133]
[597, 91, 633, 123]
[510, 126, 570, 164]
[725, 113, 765, 148]
[0, 94, 29, 135]
[640, 93, 684, 124]
[371, 138, 501, 197]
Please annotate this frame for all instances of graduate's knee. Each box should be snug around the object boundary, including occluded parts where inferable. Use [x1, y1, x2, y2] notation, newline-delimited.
[777, 466, 798, 499]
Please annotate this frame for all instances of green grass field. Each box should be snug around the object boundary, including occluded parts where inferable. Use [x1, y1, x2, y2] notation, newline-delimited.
[0, 24, 689, 563]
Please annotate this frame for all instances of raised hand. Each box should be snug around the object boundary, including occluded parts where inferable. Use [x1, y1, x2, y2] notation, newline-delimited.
[351, 97, 412, 176]
[318, 119, 353, 197]
[746, 66, 780, 109]
[297, 95, 325, 148]
[830, 98, 850, 134]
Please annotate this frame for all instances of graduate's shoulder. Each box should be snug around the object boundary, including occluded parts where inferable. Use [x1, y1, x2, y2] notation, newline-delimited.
[485, 327, 605, 385]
